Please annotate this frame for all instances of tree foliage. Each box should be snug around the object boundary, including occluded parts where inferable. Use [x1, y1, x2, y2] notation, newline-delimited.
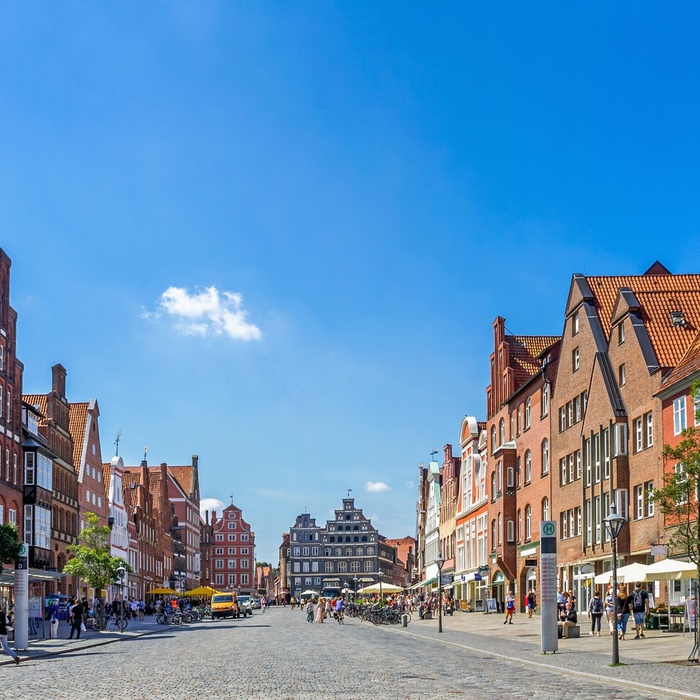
[63, 512, 131, 591]
[0, 523, 22, 571]
[653, 381, 700, 573]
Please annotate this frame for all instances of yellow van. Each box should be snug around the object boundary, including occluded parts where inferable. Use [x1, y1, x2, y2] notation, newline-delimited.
[211, 592, 240, 619]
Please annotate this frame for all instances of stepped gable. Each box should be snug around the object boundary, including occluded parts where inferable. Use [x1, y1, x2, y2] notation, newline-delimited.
[506, 335, 559, 390]
[660, 331, 700, 388]
[586, 269, 700, 368]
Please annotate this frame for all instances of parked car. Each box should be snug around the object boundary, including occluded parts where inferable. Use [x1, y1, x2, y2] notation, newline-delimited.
[236, 595, 253, 616]
[251, 597, 262, 609]
[211, 593, 240, 619]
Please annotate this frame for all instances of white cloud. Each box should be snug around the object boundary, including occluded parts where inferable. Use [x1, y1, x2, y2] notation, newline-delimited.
[406, 481, 415, 489]
[200, 497, 224, 520]
[365, 481, 391, 493]
[150, 285, 262, 340]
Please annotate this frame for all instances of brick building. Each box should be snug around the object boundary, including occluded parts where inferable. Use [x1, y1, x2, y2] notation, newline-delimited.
[552, 263, 700, 607]
[485, 317, 559, 610]
[0, 249, 24, 543]
[24, 365, 80, 594]
[437, 444, 460, 586]
[384, 536, 416, 588]
[210, 501, 255, 595]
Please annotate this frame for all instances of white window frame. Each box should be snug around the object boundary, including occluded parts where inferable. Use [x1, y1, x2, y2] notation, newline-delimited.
[674, 396, 687, 435]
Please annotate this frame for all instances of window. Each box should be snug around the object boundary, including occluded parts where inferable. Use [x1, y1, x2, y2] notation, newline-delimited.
[573, 311, 580, 335]
[635, 484, 644, 519]
[542, 497, 549, 521]
[674, 396, 687, 435]
[593, 433, 601, 483]
[491, 520, 496, 550]
[593, 496, 600, 544]
[646, 413, 653, 447]
[583, 437, 591, 486]
[572, 347, 580, 372]
[228, 534, 236, 542]
[618, 363, 626, 386]
[585, 499, 592, 546]
[635, 418, 643, 452]
[568, 401, 573, 427]
[614, 488, 629, 521]
[525, 506, 532, 540]
[618, 321, 625, 344]
[517, 510, 522, 541]
[675, 463, 688, 504]
[507, 467, 514, 488]
[506, 520, 514, 543]
[575, 506, 582, 536]
[574, 395, 581, 423]
[560, 457, 567, 486]
[541, 439, 549, 475]
[575, 450, 581, 481]
[227, 521, 236, 529]
[542, 383, 549, 416]
[603, 428, 610, 479]
[559, 407, 566, 432]
[524, 398, 531, 429]
[646, 481, 654, 517]
[491, 426, 497, 453]
[215, 534, 224, 542]
[497, 514, 502, 546]
[499, 419, 505, 446]
[524, 451, 532, 484]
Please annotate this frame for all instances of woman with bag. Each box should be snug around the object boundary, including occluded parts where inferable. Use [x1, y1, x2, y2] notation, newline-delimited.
[0, 608, 20, 664]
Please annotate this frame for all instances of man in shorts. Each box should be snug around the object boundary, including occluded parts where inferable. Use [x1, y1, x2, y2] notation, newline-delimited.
[631, 582, 650, 639]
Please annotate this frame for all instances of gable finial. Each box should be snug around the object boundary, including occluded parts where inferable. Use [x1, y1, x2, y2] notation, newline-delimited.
[143, 446, 148, 462]
[347, 488, 352, 499]
[114, 430, 122, 456]
[230, 492, 235, 505]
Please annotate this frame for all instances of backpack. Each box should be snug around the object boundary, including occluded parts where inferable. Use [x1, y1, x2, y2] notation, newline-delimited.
[591, 597, 603, 613]
[633, 590, 644, 610]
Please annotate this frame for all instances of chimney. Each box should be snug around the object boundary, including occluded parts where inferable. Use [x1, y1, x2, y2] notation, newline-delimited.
[51, 363, 67, 398]
[192, 455, 199, 470]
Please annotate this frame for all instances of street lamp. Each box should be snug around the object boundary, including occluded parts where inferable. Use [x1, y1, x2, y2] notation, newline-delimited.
[378, 570, 383, 607]
[603, 503, 625, 665]
[436, 552, 445, 633]
[116, 565, 126, 633]
[353, 576, 358, 601]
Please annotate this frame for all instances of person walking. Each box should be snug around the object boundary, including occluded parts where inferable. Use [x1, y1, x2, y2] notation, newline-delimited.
[305, 599, 314, 623]
[631, 582, 650, 639]
[504, 590, 516, 624]
[604, 585, 616, 635]
[526, 590, 537, 619]
[68, 598, 83, 639]
[0, 608, 19, 664]
[588, 589, 603, 636]
[315, 598, 325, 624]
[616, 586, 632, 641]
[47, 599, 60, 639]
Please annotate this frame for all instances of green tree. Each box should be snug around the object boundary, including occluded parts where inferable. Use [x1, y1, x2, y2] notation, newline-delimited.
[652, 380, 700, 661]
[0, 523, 22, 571]
[63, 512, 131, 629]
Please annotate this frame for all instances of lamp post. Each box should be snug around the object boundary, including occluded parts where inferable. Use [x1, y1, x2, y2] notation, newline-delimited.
[116, 565, 126, 633]
[436, 552, 445, 633]
[353, 576, 358, 602]
[378, 570, 383, 607]
[603, 503, 625, 665]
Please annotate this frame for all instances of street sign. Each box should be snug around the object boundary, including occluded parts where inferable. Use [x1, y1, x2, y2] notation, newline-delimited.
[18, 543, 28, 558]
[540, 520, 558, 653]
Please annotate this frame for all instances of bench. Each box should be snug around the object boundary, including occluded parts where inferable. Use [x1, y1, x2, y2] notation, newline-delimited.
[558, 623, 580, 638]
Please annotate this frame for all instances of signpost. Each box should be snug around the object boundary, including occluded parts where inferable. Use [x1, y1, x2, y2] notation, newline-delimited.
[14, 543, 29, 650]
[539, 521, 558, 653]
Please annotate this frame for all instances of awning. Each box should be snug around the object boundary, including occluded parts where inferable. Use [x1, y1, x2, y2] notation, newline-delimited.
[0, 568, 66, 586]
[410, 576, 437, 589]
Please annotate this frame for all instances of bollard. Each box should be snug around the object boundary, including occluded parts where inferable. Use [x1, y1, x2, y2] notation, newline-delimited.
[402, 614, 409, 627]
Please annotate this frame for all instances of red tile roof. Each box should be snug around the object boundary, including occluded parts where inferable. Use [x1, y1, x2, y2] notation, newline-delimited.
[586, 273, 700, 369]
[166, 466, 195, 496]
[23, 394, 47, 418]
[68, 402, 89, 469]
[506, 335, 560, 389]
[661, 331, 700, 388]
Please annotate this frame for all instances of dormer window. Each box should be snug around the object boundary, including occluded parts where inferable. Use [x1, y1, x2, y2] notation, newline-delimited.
[618, 321, 625, 344]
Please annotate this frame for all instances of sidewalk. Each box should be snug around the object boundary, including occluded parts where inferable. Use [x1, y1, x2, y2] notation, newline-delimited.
[391, 609, 700, 699]
[0, 617, 171, 665]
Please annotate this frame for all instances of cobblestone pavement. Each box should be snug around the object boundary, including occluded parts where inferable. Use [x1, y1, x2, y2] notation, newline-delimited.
[2, 608, 692, 699]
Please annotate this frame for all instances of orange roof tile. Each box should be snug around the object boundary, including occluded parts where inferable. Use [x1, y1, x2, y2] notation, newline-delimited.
[68, 402, 89, 469]
[167, 466, 195, 495]
[23, 394, 47, 418]
[661, 331, 700, 388]
[586, 273, 700, 368]
[506, 335, 560, 389]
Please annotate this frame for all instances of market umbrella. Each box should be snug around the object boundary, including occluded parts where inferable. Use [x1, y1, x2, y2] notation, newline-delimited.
[146, 587, 178, 595]
[645, 558, 697, 581]
[301, 590, 318, 596]
[184, 586, 219, 597]
[357, 583, 404, 595]
[593, 562, 650, 586]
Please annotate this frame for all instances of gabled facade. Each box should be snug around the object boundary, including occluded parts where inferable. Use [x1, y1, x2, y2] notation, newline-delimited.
[437, 444, 460, 584]
[423, 461, 441, 587]
[104, 455, 129, 565]
[210, 502, 255, 595]
[553, 263, 700, 607]
[454, 416, 489, 608]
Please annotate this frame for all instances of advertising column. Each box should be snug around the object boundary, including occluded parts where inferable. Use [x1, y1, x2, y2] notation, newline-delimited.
[539, 521, 557, 653]
[14, 543, 29, 650]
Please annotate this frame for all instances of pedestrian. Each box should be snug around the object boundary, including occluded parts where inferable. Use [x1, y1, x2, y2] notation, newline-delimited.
[68, 598, 84, 639]
[504, 589, 515, 624]
[604, 585, 616, 635]
[315, 597, 325, 624]
[526, 590, 537, 618]
[588, 589, 603, 636]
[305, 599, 314, 623]
[558, 602, 578, 638]
[0, 608, 19, 664]
[47, 599, 60, 639]
[616, 586, 632, 641]
[631, 582, 650, 639]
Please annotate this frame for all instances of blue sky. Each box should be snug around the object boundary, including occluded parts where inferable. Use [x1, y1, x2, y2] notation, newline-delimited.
[3, 2, 700, 563]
